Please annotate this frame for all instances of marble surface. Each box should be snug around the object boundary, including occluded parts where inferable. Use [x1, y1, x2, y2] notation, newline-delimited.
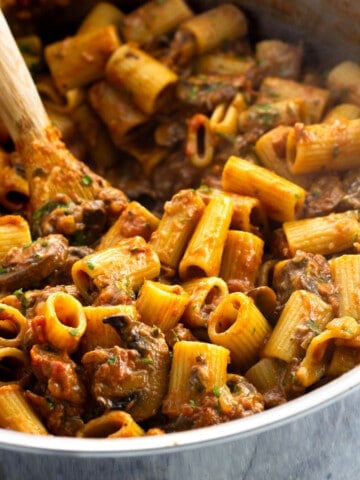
[1, 387, 360, 480]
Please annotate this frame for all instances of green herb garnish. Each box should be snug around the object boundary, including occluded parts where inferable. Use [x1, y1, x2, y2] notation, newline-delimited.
[107, 355, 117, 365]
[212, 385, 221, 397]
[81, 174, 93, 186]
[86, 260, 95, 270]
[69, 328, 79, 337]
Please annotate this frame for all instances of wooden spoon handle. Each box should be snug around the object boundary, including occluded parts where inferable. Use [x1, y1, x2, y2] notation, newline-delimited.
[0, 9, 50, 144]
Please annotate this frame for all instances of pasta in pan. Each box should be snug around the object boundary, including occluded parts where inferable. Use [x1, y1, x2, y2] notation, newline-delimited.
[0, 0, 360, 439]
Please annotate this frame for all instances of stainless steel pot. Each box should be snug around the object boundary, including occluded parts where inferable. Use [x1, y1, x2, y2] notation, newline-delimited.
[0, 1, 360, 479]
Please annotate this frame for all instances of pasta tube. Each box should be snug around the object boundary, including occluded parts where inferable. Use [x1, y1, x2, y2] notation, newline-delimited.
[327, 346, 360, 377]
[262, 290, 333, 363]
[121, 0, 193, 46]
[162, 340, 230, 416]
[97, 201, 160, 250]
[245, 357, 286, 396]
[186, 113, 215, 168]
[179, 193, 233, 280]
[77, 411, 144, 438]
[181, 276, 229, 329]
[81, 304, 137, 354]
[0, 347, 28, 386]
[257, 76, 329, 123]
[286, 119, 360, 174]
[119, 141, 169, 176]
[177, 4, 248, 57]
[37, 78, 85, 115]
[0, 151, 29, 212]
[220, 230, 264, 292]
[283, 210, 360, 256]
[88, 81, 149, 146]
[254, 125, 313, 188]
[323, 103, 360, 123]
[330, 254, 360, 320]
[77, 2, 125, 35]
[106, 43, 178, 115]
[72, 102, 120, 174]
[43, 292, 87, 354]
[45, 26, 121, 92]
[72, 236, 161, 302]
[196, 54, 255, 77]
[0, 215, 31, 262]
[197, 186, 268, 233]
[0, 384, 48, 434]
[136, 280, 189, 331]
[208, 292, 272, 370]
[0, 303, 28, 348]
[222, 156, 306, 222]
[149, 189, 205, 276]
[326, 61, 360, 107]
[210, 93, 248, 137]
[296, 316, 360, 387]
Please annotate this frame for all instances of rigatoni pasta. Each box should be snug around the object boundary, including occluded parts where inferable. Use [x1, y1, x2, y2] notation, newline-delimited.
[121, 0, 193, 46]
[286, 119, 360, 174]
[170, 3, 248, 64]
[222, 155, 306, 222]
[136, 280, 189, 331]
[208, 292, 272, 370]
[0, 0, 360, 441]
[181, 276, 229, 329]
[326, 61, 360, 107]
[0, 215, 31, 262]
[220, 230, 264, 292]
[149, 189, 205, 276]
[71, 236, 161, 302]
[282, 210, 360, 256]
[106, 43, 179, 115]
[330, 255, 360, 320]
[261, 289, 333, 362]
[179, 193, 233, 279]
[0, 384, 48, 434]
[162, 340, 230, 416]
[45, 26, 121, 93]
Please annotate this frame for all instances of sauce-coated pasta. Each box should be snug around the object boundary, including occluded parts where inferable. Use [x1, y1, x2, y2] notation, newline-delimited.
[0, 0, 359, 438]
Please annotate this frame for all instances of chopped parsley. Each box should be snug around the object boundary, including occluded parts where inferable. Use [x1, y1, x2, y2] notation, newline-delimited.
[46, 397, 55, 410]
[33, 200, 69, 221]
[212, 385, 221, 397]
[86, 260, 95, 270]
[107, 355, 117, 365]
[307, 318, 322, 335]
[69, 328, 80, 337]
[81, 174, 93, 186]
[311, 188, 322, 199]
[141, 357, 154, 365]
[332, 145, 340, 158]
[13, 288, 29, 311]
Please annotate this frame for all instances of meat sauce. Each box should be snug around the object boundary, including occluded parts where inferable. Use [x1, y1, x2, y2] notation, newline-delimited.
[0, 1, 359, 437]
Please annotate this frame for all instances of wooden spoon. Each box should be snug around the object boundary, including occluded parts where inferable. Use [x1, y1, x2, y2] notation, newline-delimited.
[0, 9, 127, 218]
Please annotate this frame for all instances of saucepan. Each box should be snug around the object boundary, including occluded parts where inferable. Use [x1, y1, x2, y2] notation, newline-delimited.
[0, 1, 359, 479]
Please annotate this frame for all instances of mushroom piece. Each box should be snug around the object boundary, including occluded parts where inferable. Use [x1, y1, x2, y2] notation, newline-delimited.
[82, 315, 170, 422]
[0, 234, 69, 294]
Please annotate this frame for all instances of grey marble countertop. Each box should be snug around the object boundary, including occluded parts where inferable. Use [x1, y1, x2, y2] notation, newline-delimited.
[1, 386, 360, 480]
